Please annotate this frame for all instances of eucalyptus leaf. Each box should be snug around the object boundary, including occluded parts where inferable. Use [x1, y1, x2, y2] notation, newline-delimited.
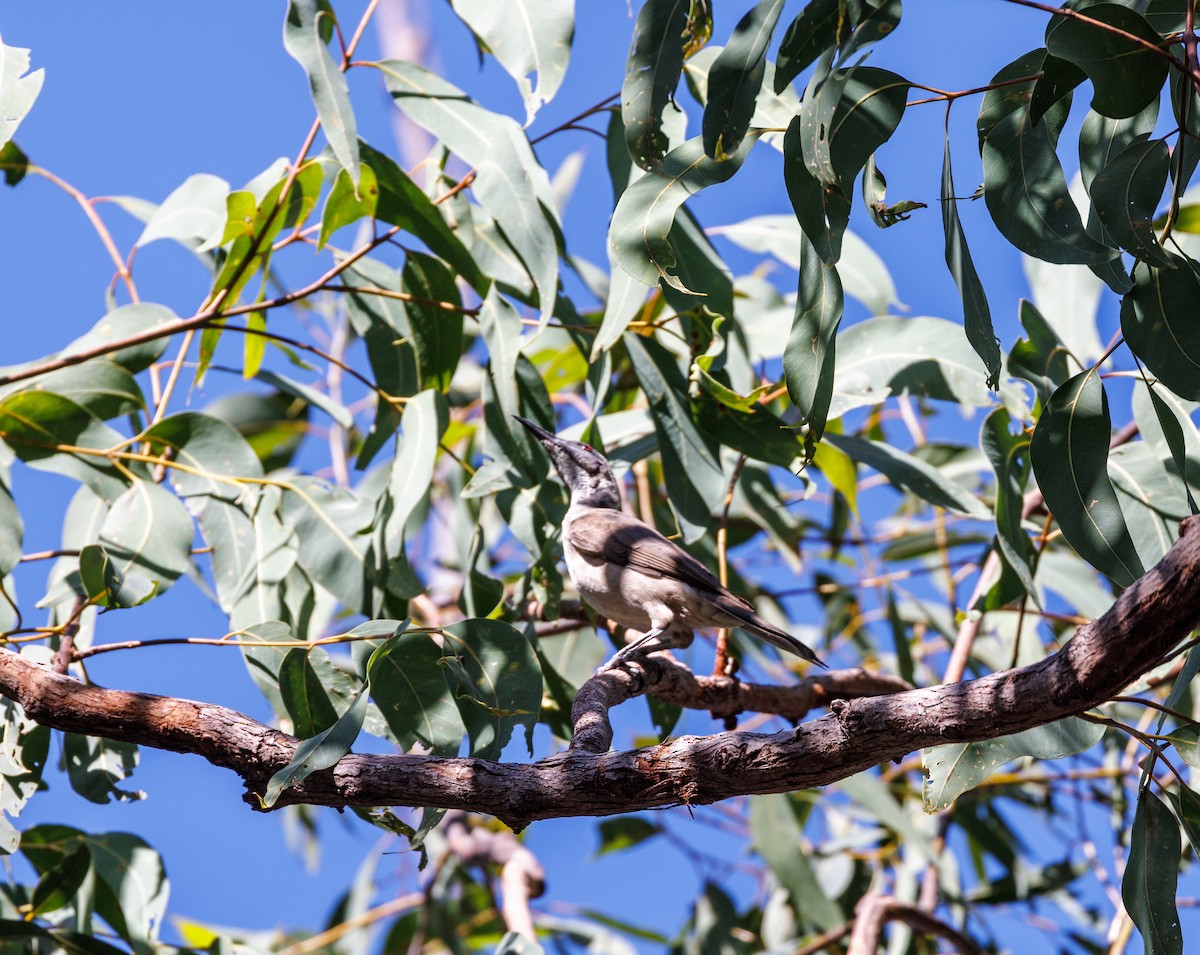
[1122, 788, 1183, 955]
[1121, 256, 1200, 401]
[1030, 370, 1145, 588]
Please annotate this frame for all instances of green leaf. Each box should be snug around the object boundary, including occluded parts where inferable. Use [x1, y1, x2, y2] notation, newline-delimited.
[448, 0, 573, 125]
[0, 41, 44, 149]
[136, 173, 229, 252]
[28, 843, 91, 918]
[622, 0, 712, 171]
[0, 480, 20, 579]
[1029, 53, 1086, 126]
[922, 717, 1104, 810]
[825, 432, 991, 519]
[1030, 369, 1146, 588]
[624, 333, 725, 541]
[283, 0, 359, 181]
[0, 695, 49, 854]
[1090, 139, 1173, 267]
[594, 817, 662, 857]
[255, 368, 353, 429]
[0, 391, 131, 502]
[61, 733, 140, 804]
[1008, 299, 1071, 407]
[701, 0, 785, 160]
[832, 315, 1012, 416]
[62, 303, 178, 374]
[749, 794, 842, 932]
[441, 618, 542, 759]
[1143, 383, 1199, 515]
[1122, 788, 1183, 955]
[798, 65, 908, 191]
[98, 479, 195, 600]
[942, 134, 1001, 390]
[783, 114, 850, 262]
[982, 406, 1040, 605]
[377, 61, 557, 319]
[357, 142, 487, 295]
[1121, 256, 1200, 401]
[783, 233, 843, 454]
[774, 0, 849, 92]
[318, 163, 378, 250]
[403, 252, 465, 393]
[1166, 784, 1200, 858]
[261, 684, 369, 808]
[280, 477, 373, 613]
[0, 139, 28, 186]
[982, 81, 1114, 265]
[610, 133, 758, 292]
[1079, 102, 1159, 193]
[366, 627, 466, 756]
[1045, 4, 1168, 119]
[279, 648, 342, 739]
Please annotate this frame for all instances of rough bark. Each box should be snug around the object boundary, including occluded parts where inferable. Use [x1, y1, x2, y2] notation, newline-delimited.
[0, 517, 1197, 832]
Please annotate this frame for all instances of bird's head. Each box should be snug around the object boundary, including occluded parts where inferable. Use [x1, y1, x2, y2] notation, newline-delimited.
[514, 415, 620, 509]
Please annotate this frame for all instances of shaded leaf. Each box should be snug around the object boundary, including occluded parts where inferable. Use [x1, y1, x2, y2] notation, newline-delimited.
[942, 134, 1001, 389]
[783, 114, 850, 262]
[367, 627, 466, 756]
[610, 133, 758, 292]
[1030, 369, 1145, 587]
[1008, 299, 1071, 407]
[1121, 256, 1200, 401]
[595, 817, 662, 857]
[62, 303, 178, 375]
[622, 0, 712, 171]
[1045, 4, 1168, 119]
[261, 684, 369, 808]
[982, 406, 1040, 605]
[1122, 788, 1183, 955]
[701, 0, 785, 160]
[441, 618, 542, 759]
[783, 232, 843, 455]
[1091, 139, 1173, 267]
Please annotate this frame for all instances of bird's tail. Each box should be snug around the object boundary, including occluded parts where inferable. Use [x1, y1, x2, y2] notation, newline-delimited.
[712, 595, 827, 668]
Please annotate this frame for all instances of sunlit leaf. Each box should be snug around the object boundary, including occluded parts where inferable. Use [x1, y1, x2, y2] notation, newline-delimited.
[448, 0, 572, 125]
[0, 40, 44, 149]
[923, 717, 1104, 810]
[367, 627, 466, 756]
[283, 0, 359, 181]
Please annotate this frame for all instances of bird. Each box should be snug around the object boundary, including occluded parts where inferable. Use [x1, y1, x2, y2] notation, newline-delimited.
[513, 415, 826, 669]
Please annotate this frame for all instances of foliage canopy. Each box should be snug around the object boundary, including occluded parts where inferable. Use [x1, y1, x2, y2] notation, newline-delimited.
[1, 0, 1200, 953]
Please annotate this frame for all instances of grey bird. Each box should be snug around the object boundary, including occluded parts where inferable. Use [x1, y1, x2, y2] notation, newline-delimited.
[514, 415, 826, 669]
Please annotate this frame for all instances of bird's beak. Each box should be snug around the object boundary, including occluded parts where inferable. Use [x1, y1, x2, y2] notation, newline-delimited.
[513, 414, 559, 445]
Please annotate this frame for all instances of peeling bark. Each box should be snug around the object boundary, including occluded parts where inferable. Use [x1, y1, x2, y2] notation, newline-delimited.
[0, 518, 1198, 832]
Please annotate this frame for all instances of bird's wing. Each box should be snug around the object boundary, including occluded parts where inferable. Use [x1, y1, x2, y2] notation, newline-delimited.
[566, 508, 743, 600]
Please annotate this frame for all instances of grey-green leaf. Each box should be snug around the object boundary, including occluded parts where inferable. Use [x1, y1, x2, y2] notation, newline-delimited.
[1121, 257, 1200, 401]
[923, 717, 1104, 811]
[1122, 788, 1183, 955]
[982, 406, 1040, 605]
[610, 133, 758, 292]
[622, 0, 711, 172]
[825, 432, 991, 519]
[448, 0, 573, 125]
[283, 0, 359, 181]
[261, 684, 369, 808]
[1030, 369, 1146, 588]
[701, 0, 785, 160]
[942, 134, 1001, 389]
[783, 233, 843, 455]
[0, 41, 44, 149]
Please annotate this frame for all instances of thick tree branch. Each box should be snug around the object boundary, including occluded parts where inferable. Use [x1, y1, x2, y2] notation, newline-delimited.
[0, 517, 1198, 832]
[569, 657, 912, 754]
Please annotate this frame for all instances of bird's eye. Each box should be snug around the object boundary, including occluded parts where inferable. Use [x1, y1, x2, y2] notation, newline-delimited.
[581, 444, 593, 452]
